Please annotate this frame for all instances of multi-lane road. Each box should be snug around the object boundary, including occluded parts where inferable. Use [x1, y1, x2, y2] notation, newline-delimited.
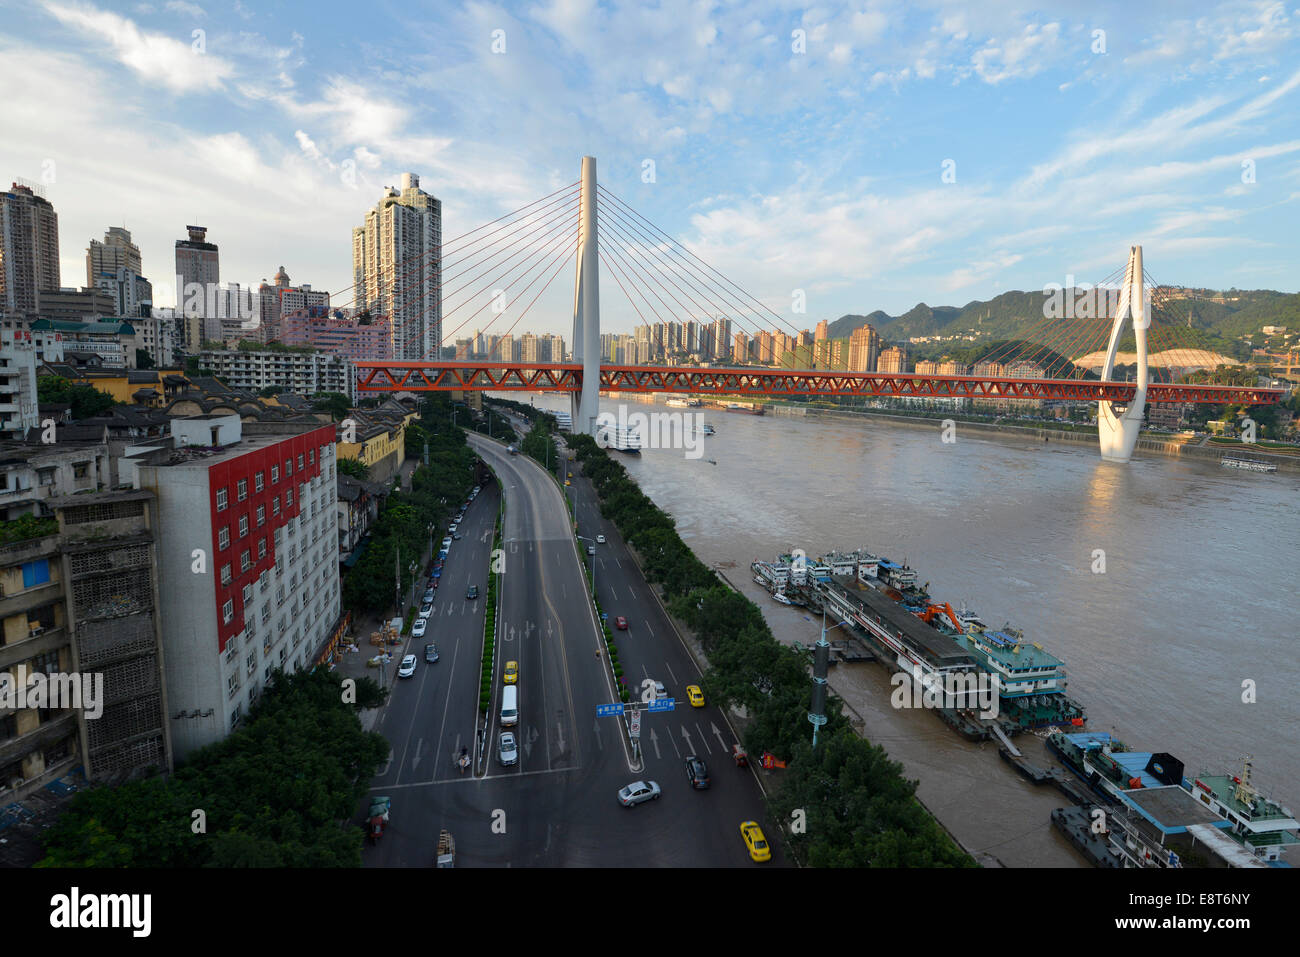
[362, 424, 784, 866]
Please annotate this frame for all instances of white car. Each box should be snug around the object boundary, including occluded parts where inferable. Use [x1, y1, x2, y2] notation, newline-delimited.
[617, 780, 661, 807]
[498, 731, 518, 766]
[397, 654, 417, 678]
[449, 523, 459, 533]
[596, 534, 606, 544]
[412, 618, 427, 638]
[441, 537, 453, 550]
[587, 545, 596, 555]
[419, 603, 433, 619]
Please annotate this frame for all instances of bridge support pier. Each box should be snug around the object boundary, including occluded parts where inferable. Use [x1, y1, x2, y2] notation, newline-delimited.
[1097, 245, 1149, 464]
[570, 156, 601, 437]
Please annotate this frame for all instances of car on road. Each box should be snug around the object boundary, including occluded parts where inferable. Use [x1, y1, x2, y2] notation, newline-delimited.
[412, 618, 427, 638]
[466, 584, 479, 600]
[653, 680, 667, 700]
[419, 603, 433, 619]
[423, 589, 436, 604]
[441, 537, 453, 550]
[740, 821, 771, 862]
[587, 544, 595, 555]
[437, 549, 448, 561]
[452, 532, 463, 540]
[397, 655, 417, 678]
[614, 616, 628, 630]
[424, 643, 439, 663]
[685, 755, 710, 789]
[617, 780, 661, 807]
[686, 684, 705, 707]
[498, 731, 518, 766]
[449, 523, 459, 533]
[503, 660, 518, 684]
[596, 534, 606, 544]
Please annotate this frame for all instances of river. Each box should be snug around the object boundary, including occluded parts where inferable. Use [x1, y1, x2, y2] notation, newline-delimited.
[526, 393, 1300, 866]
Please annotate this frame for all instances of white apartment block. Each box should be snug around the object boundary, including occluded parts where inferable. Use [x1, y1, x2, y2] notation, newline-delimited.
[0, 328, 39, 439]
[199, 348, 356, 402]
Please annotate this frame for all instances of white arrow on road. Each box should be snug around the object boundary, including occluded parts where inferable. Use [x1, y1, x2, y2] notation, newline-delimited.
[649, 728, 661, 759]
[680, 725, 695, 754]
[411, 738, 423, 770]
[556, 718, 566, 754]
[593, 721, 603, 750]
[712, 722, 728, 752]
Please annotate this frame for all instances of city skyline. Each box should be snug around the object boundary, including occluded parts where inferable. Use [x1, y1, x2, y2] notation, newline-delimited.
[1, 1, 1298, 340]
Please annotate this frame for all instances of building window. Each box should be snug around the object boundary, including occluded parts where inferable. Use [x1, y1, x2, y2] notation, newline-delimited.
[223, 599, 234, 624]
[241, 550, 251, 573]
[37, 468, 56, 487]
[256, 504, 266, 527]
[271, 464, 280, 483]
[216, 488, 228, 511]
[285, 459, 293, 476]
[272, 496, 280, 515]
[237, 478, 248, 501]
[261, 605, 271, 624]
[73, 462, 89, 479]
[220, 563, 232, 586]
[257, 538, 267, 559]
[255, 472, 264, 492]
[242, 583, 253, 604]
[246, 651, 257, 675]
[308, 449, 315, 465]
[297, 454, 304, 470]
[286, 488, 293, 506]
[239, 515, 249, 537]
[218, 526, 230, 550]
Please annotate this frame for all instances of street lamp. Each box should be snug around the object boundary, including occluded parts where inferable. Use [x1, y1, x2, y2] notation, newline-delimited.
[811, 609, 851, 748]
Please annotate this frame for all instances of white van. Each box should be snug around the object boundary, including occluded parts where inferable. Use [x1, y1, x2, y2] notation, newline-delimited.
[500, 685, 518, 727]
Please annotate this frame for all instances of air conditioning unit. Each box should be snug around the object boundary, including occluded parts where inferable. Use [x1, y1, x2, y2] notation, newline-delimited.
[8, 777, 23, 790]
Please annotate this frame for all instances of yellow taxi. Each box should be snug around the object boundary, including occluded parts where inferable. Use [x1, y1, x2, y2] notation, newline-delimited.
[503, 661, 518, 684]
[686, 684, 705, 708]
[740, 821, 771, 862]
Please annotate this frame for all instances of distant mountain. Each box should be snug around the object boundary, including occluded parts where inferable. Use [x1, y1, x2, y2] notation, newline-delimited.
[821, 288, 1300, 359]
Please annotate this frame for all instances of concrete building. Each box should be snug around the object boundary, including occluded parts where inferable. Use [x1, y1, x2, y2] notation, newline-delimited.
[30, 319, 136, 369]
[256, 266, 329, 342]
[0, 184, 60, 319]
[87, 228, 151, 318]
[848, 324, 882, 372]
[336, 474, 389, 568]
[175, 226, 219, 351]
[0, 490, 171, 803]
[732, 331, 750, 363]
[25, 287, 115, 325]
[877, 345, 909, 373]
[353, 173, 441, 362]
[129, 416, 339, 758]
[274, 311, 392, 361]
[334, 400, 414, 483]
[199, 347, 356, 402]
[0, 329, 40, 440]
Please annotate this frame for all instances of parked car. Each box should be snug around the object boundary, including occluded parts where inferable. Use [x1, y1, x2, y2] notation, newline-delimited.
[412, 618, 427, 638]
[419, 603, 433, 619]
[423, 589, 436, 604]
[397, 655, 417, 678]
[615, 616, 628, 630]
[449, 523, 459, 533]
[441, 537, 452, 550]
[617, 780, 661, 807]
[424, 642, 439, 663]
[466, 584, 479, 600]
[498, 731, 518, 766]
[685, 755, 710, 789]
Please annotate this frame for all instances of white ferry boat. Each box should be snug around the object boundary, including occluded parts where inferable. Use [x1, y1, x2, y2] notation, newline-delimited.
[1221, 457, 1277, 473]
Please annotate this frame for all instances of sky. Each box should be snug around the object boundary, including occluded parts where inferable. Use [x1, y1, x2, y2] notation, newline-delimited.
[2, 0, 1299, 339]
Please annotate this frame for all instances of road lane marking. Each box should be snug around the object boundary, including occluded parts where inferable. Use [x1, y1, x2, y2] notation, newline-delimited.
[695, 722, 712, 755]
[665, 661, 678, 684]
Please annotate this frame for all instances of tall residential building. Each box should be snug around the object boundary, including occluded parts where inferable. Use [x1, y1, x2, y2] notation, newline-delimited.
[0, 183, 60, 318]
[86, 227, 151, 318]
[175, 225, 219, 350]
[198, 348, 356, 402]
[0, 327, 39, 439]
[257, 266, 329, 342]
[733, 331, 750, 363]
[877, 345, 909, 373]
[712, 318, 732, 361]
[848, 324, 882, 372]
[275, 311, 391, 361]
[352, 173, 441, 362]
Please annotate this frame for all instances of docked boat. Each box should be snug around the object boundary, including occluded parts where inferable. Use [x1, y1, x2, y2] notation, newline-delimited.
[1221, 456, 1277, 472]
[772, 591, 794, 606]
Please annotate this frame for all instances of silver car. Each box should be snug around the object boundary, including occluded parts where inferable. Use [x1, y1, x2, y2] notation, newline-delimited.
[498, 731, 518, 766]
[617, 780, 661, 807]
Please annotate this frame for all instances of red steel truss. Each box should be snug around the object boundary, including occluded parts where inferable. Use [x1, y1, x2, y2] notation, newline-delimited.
[354, 362, 1284, 405]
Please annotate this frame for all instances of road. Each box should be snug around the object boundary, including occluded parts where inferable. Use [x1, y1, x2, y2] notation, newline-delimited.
[362, 423, 784, 866]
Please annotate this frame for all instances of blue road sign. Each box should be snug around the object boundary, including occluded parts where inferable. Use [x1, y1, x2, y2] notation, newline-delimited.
[597, 703, 625, 717]
[647, 698, 676, 713]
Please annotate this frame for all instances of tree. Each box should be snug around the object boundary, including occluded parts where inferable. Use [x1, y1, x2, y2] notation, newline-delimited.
[36, 376, 117, 419]
[135, 348, 156, 369]
[311, 391, 352, 421]
[337, 457, 369, 480]
[259, 385, 284, 398]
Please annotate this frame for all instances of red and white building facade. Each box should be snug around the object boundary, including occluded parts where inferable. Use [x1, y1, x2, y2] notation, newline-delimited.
[133, 415, 340, 758]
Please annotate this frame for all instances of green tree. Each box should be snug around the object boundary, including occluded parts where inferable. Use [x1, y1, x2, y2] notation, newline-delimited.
[135, 348, 156, 369]
[36, 376, 117, 419]
[311, 391, 352, 421]
[337, 457, 370, 480]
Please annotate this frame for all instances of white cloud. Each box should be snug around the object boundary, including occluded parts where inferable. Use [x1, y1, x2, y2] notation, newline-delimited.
[164, 1, 206, 17]
[42, 0, 233, 93]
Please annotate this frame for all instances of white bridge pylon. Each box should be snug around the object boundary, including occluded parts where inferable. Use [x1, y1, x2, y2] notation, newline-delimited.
[570, 156, 601, 436]
[1097, 245, 1149, 463]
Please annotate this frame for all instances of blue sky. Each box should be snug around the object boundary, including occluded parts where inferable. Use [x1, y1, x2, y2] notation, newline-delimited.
[2, 0, 1298, 338]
